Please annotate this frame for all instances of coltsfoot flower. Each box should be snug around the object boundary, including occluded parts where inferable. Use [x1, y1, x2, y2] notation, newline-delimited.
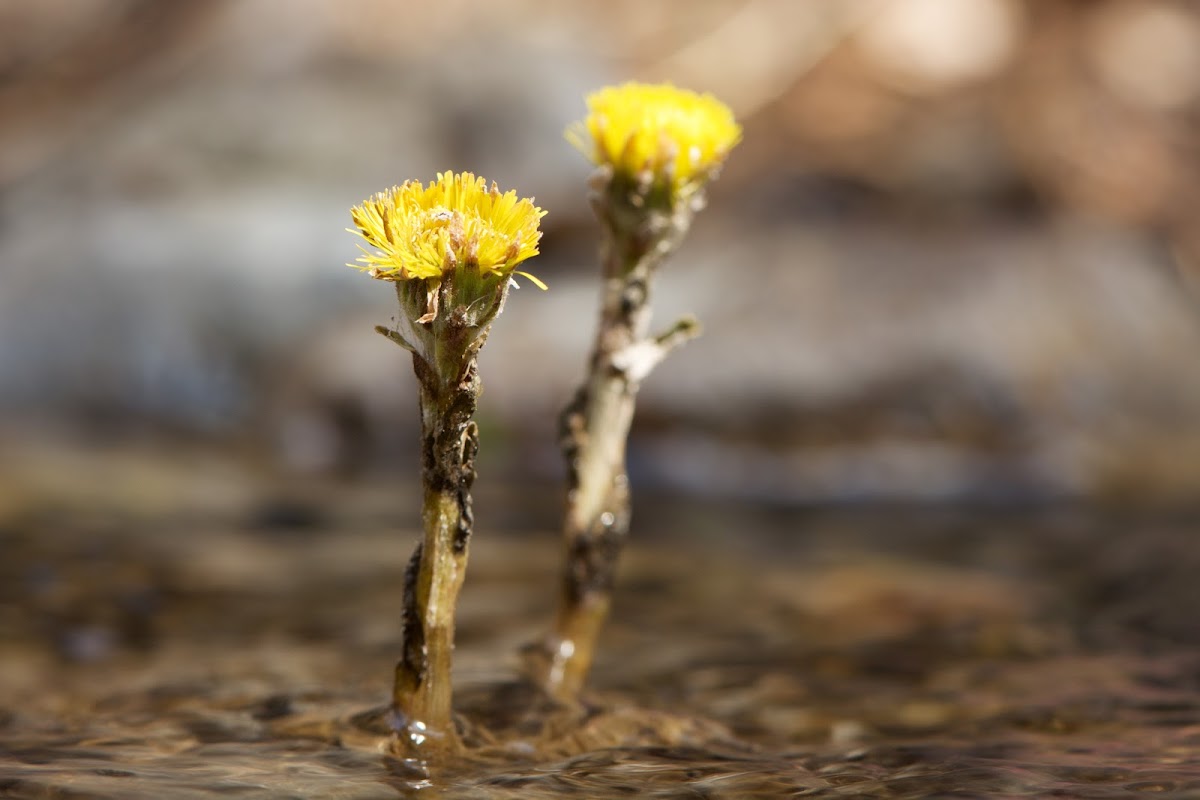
[349, 171, 546, 288]
[567, 82, 742, 199]
[345, 171, 548, 754]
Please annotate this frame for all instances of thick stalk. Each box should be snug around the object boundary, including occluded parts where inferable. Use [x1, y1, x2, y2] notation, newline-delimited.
[533, 210, 699, 700]
[391, 350, 480, 754]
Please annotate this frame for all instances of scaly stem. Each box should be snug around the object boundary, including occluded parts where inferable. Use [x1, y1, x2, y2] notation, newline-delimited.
[530, 184, 700, 701]
[391, 336, 482, 755]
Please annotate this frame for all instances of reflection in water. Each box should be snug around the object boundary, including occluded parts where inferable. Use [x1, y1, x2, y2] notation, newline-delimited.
[1, 479, 1199, 798]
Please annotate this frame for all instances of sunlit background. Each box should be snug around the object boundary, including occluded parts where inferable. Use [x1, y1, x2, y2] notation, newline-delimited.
[4, 0, 1200, 507]
[5, 3, 1200, 795]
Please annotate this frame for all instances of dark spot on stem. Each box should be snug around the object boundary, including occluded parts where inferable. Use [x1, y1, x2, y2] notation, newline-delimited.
[453, 423, 478, 554]
[563, 488, 631, 605]
[619, 278, 647, 317]
[558, 387, 589, 494]
[397, 543, 426, 689]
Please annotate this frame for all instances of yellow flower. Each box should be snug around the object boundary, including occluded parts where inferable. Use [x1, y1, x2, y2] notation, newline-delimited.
[567, 82, 742, 196]
[349, 171, 547, 288]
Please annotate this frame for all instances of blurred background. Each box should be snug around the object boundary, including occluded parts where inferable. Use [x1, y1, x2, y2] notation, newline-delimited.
[4, 4, 1200, 794]
[4, 0, 1200, 507]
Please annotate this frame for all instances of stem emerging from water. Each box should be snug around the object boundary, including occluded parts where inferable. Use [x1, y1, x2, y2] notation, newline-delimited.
[529, 173, 701, 701]
[384, 280, 496, 755]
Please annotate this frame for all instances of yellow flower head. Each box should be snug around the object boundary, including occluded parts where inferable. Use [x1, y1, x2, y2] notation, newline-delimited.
[349, 172, 546, 288]
[567, 82, 742, 196]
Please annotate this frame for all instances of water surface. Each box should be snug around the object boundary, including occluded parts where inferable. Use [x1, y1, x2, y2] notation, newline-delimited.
[2, 466, 1198, 798]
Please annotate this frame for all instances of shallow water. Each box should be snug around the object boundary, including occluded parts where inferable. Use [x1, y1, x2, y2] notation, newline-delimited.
[2, 462, 1199, 798]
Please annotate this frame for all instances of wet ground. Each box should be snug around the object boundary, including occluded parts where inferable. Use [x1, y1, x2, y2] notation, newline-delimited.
[1, 443, 1199, 798]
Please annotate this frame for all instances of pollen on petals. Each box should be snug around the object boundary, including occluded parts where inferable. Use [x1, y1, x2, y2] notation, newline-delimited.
[348, 172, 547, 286]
